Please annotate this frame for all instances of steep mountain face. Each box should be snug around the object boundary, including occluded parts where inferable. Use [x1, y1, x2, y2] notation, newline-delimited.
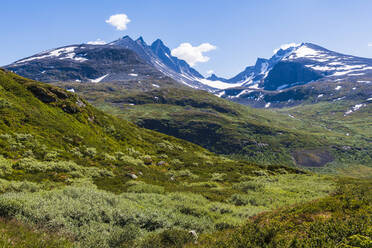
[4, 40, 372, 108]
[210, 43, 372, 91]
[212, 43, 372, 107]
[4, 36, 223, 90]
[109, 36, 210, 89]
[4, 44, 164, 83]
[263, 61, 323, 90]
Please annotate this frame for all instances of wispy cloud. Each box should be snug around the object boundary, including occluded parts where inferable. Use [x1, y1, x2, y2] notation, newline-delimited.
[273, 43, 300, 54]
[87, 39, 106, 45]
[171, 43, 217, 66]
[106, 14, 131, 31]
[206, 70, 214, 75]
[368, 43, 372, 47]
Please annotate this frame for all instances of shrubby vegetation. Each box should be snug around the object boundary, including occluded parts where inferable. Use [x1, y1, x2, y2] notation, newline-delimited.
[0, 70, 369, 247]
[0, 173, 334, 247]
[0, 179, 41, 193]
[195, 178, 372, 248]
[67, 82, 372, 172]
[13, 157, 114, 178]
[0, 218, 73, 248]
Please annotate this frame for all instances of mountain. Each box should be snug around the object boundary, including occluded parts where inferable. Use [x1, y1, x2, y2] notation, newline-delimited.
[3, 43, 165, 83]
[3, 39, 372, 109]
[109, 36, 212, 89]
[210, 43, 372, 89]
[1, 45, 371, 247]
[4, 36, 234, 90]
[210, 43, 372, 107]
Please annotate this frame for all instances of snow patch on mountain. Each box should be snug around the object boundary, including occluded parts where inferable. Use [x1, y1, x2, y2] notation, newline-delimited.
[197, 78, 245, 89]
[90, 74, 109, 83]
[344, 103, 366, 116]
[15, 46, 90, 64]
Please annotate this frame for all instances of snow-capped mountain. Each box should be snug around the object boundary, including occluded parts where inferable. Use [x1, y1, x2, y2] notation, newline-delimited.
[4, 43, 165, 83]
[108, 36, 212, 89]
[5, 36, 228, 90]
[210, 43, 372, 92]
[4, 39, 372, 103]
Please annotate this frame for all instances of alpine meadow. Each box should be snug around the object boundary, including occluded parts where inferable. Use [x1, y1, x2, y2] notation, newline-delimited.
[0, 1, 371, 247]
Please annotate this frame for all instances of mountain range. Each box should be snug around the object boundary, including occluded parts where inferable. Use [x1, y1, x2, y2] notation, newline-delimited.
[4, 37, 372, 108]
[1, 35, 372, 247]
[209, 43, 372, 88]
[4, 36, 213, 90]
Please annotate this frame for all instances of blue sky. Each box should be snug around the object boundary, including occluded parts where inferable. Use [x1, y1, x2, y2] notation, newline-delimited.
[2, 0, 372, 77]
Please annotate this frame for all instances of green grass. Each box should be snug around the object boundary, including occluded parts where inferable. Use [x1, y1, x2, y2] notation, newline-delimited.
[0, 69, 273, 188]
[0, 69, 335, 247]
[0, 173, 334, 248]
[0, 218, 72, 248]
[278, 101, 372, 175]
[53, 82, 372, 173]
[0, 69, 369, 247]
[194, 178, 372, 248]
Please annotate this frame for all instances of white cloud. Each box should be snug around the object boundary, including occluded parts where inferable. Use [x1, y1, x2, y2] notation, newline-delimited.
[171, 42, 217, 66]
[106, 14, 131, 31]
[87, 39, 106, 45]
[368, 43, 372, 47]
[206, 70, 214, 75]
[273, 43, 300, 54]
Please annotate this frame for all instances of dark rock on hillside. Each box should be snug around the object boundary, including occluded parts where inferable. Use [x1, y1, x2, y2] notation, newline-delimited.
[263, 62, 322, 90]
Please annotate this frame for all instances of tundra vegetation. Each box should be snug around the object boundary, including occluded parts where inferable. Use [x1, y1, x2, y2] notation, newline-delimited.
[0, 69, 370, 247]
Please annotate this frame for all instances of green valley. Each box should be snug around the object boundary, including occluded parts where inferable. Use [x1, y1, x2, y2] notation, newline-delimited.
[53, 81, 372, 175]
[0, 69, 347, 247]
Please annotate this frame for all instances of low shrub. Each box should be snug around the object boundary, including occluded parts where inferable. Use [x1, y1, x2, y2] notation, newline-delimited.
[84, 147, 97, 158]
[0, 179, 41, 193]
[211, 173, 226, 182]
[116, 154, 144, 166]
[12, 158, 114, 178]
[232, 181, 264, 193]
[0, 156, 12, 176]
[167, 169, 199, 180]
[141, 155, 152, 165]
[0, 98, 11, 108]
[126, 181, 165, 194]
[138, 229, 194, 248]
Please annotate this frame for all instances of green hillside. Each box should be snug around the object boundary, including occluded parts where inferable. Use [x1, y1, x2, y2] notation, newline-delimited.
[0, 69, 344, 247]
[192, 178, 372, 248]
[53, 82, 372, 174]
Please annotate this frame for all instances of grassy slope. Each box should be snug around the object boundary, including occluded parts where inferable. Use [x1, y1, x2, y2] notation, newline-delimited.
[277, 101, 372, 175]
[0, 218, 73, 248]
[0, 70, 369, 247]
[193, 178, 372, 248]
[54, 82, 372, 173]
[0, 69, 340, 247]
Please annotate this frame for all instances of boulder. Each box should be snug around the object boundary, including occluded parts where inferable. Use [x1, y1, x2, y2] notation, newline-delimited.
[128, 173, 138, 179]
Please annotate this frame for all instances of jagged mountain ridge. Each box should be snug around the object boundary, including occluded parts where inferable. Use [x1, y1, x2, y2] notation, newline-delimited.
[4, 36, 221, 90]
[209, 43, 372, 91]
[4, 40, 372, 104]
[109, 36, 210, 89]
[4, 43, 165, 83]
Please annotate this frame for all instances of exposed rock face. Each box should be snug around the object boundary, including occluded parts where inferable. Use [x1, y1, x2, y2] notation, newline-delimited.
[263, 62, 322, 90]
[5, 44, 164, 83]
